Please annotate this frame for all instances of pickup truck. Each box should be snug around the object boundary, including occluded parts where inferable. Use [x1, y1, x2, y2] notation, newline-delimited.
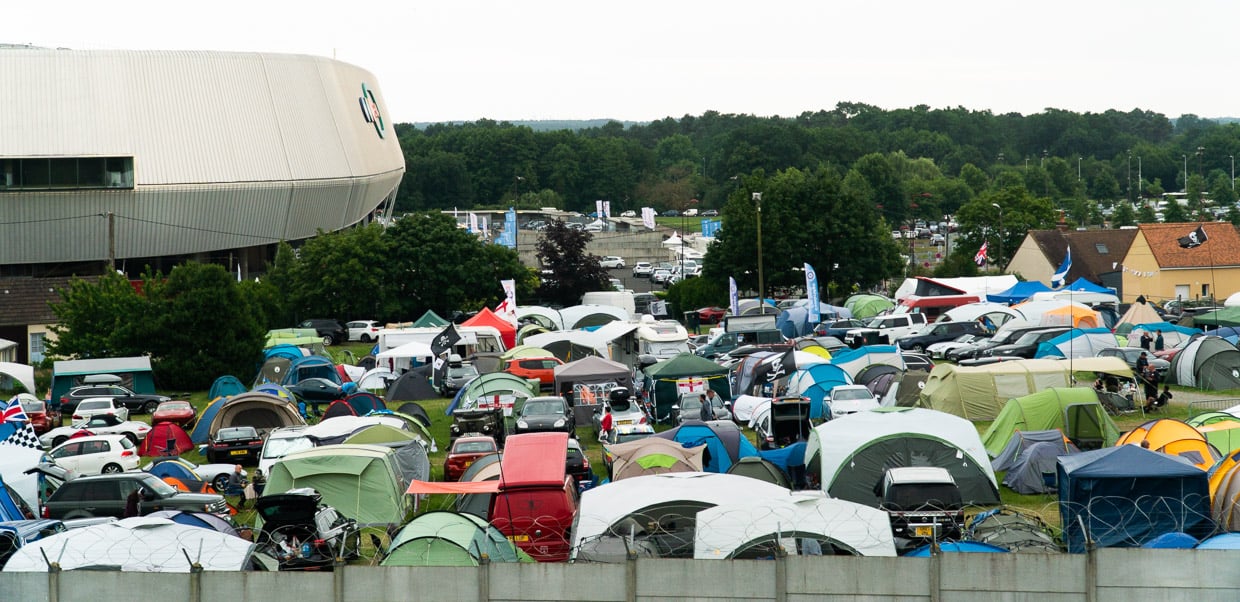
[843, 313, 927, 347]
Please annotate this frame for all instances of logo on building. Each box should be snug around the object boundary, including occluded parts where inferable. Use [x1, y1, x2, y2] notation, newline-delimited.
[358, 83, 385, 139]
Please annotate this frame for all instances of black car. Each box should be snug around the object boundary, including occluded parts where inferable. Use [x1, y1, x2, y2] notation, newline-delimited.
[896, 321, 985, 354]
[285, 377, 345, 407]
[946, 325, 1050, 362]
[813, 319, 867, 339]
[298, 318, 347, 346]
[565, 439, 593, 488]
[981, 327, 1071, 359]
[43, 473, 228, 520]
[206, 426, 264, 464]
[514, 396, 575, 436]
[662, 209, 679, 217]
[58, 384, 170, 417]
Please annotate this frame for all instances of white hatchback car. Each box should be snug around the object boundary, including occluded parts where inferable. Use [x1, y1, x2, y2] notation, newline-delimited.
[71, 397, 129, 423]
[346, 319, 381, 342]
[47, 434, 140, 475]
[599, 256, 626, 269]
[826, 385, 880, 418]
[620, 210, 637, 218]
[632, 262, 654, 277]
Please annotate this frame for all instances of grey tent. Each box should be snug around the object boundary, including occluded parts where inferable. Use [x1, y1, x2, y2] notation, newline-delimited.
[396, 402, 431, 429]
[1003, 441, 1074, 494]
[893, 368, 933, 407]
[386, 366, 438, 402]
[726, 456, 791, 489]
[968, 509, 1060, 553]
[991, 430, 1076, 472]
[1169, 335, 1240, 390]
[553, 355, 633, 411]
[856, 364, 900, 400]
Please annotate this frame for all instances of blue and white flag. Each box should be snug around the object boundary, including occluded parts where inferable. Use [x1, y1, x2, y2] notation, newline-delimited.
[804, 263, 821, 323]
[728, 277, 739, 316]
[1052, 247, 1072, 288]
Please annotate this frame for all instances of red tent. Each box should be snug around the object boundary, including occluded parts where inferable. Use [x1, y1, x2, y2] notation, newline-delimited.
[462, 307, 517, 349]
[138, 422, 194, 457]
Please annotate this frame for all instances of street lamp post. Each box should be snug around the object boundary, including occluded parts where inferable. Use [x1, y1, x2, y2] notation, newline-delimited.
[1137, 156, 1142, 201]
[1232, 155, 1235, 190]
[1197, 147, 1205, 178]
[991, 203, 1003, 272]
[753, 192, 764, 306]
[1078, 157, 1082, 181]
[1183, 154, 1188, 192]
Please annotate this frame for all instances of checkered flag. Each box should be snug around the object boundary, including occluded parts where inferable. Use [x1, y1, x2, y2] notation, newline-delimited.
[0, 421, 42, 450]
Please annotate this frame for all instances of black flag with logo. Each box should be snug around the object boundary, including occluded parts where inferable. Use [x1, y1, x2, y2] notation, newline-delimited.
[1178, 225, 1208, 249]
[760, 349, 798, 385]
[431, 324, 462, 390]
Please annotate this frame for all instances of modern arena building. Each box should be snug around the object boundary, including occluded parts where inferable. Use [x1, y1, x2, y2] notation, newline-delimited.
[0, 46, 405, 363]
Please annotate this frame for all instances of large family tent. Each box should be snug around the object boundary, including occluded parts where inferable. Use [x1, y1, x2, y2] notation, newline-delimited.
[461, 307, 517, 349]
[1188, 306, 1240, 328]
[843, 294, 894, 319]
[653, 421, 758, 473]
[805, 408, 999, 507]
[343, 425, 432, 485]
[919, 358, 1131, 421]
[447, 371, 539, 415]
[986, 281, 1053, 305]
[263, 444, 411, 526]
[784, 364, 853, 420]
[606, 437, 706, 481]
[1012, 300, 1102, 329]
[694, 492, 895, 559]
[560, 304, 630, 330]
[375, 340, 434, 373]
[1058, 445, 1214, 553]
[1033, 328, 1119, 359]
[2, 517, 262, 572]
[642, 353, 731, 419]
[1114, 419, 1221, 471]
[1122, 322, 1200, 347]
[208, 375, 247, 401]
[553, 355, 633, 405]
[1169, 335, 1240, 390]
[516, 306, 565, 331]
[206, 391, 305, 440]
[523, 330, 605, 362]
[381, 511, 520, 566]
[190, 397, 229, 444]
[1185, 412, 1240, 454]
[981, 388, 1120, 456]
[570, 472, 792, 561]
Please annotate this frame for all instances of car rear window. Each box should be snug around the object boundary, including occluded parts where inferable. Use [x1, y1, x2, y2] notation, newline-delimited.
[77, 400, 109, 410]
[454, 440, 496, 453]
[20, 400, 44, 412]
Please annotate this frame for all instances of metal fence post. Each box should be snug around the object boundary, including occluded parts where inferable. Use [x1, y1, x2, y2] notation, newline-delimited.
[626, 551, 638, 602]
[928, 542, 941, 602]
[478, 552, 491, 602]
[47, 563, 60, 602]
[334, 560, 345, 602]
[774, 546, 787, 602]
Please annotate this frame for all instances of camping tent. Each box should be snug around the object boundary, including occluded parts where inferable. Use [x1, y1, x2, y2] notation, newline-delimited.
[448, 372, 539, 415]
[1115, 419, 1221, 471]
[138, 422, 194, 457]
[2, 517, 259, 572]
[919, 358, 1131, 421]
[1034, 328, 1120, 359]
[411, 310, 450, 328]
[1123, 323, 1200, 347]
[1114, 301, 1164, 334]
[843, 294, 894, 319]
[523, 331, 607, 362]
[642, 353, 731, 420]
[1058, 445, 1213, 553]
[606, 437, 705, 481]
[263, 444, 410, 526]
[1185, 412, 1240, 454]
[1169, 335, 1240, 390]
[1190, 306, 1240, 328]
[653, 421, 758, 473]
[190, 397, 228, 444]
[805, 408, 999, 507]
[208, 375, 246, 401]
[206, 392, 305, 440]
[1003, 441, 1074, 494]
[516, 306, 565, 331]
[1209, 450, 1240, 531]
[693, 492, 896, 558]
[385, 366, 437, 402]
[785, 363, 853, 419]
[461, 307, 517, 349]
[829, 346, 905, 381]
[981, 388, 1120, 456]
[560, 304, 629, 330]
[725, 456, 791, 488]
[990, 429, 1078, 471]
[1011, 300, 1102, 328]
[382, 511, 519, 566]
[281, 355, 339, 387]
[569, 472, 792, 561]
[553, 355, 633, 406]
[986, 281, 1053, 305]
[145, 510, 239, 537]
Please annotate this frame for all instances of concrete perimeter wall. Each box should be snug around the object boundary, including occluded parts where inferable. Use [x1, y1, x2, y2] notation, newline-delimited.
[3, 549, 1239, 601]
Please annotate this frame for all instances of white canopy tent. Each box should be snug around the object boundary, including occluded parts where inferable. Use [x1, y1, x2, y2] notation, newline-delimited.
[694, 491, 897, 558]
[3, 517, 260, 572]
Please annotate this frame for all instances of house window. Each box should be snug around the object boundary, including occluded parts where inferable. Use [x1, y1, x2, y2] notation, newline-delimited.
[28, 332, 45, 364]
[1095, 243, 1109, 254]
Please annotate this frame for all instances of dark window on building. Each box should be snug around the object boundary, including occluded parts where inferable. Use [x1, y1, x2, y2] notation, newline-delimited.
[1095, 243, 1109, 254]
[0, 157, 133, 191]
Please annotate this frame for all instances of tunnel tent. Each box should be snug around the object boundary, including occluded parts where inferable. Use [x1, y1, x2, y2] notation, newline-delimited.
[918, 358, 1131, 421]
[804, 407, 999, 507]
[1169, 335, 1240, 390]
[262, 444, 410, 527]
[981, 388, 1119, 457]
[382, 510, 518, 566]
[693, 492, 896, 559]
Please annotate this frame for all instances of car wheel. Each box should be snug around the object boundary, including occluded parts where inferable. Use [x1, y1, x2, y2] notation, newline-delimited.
[101, 463, 123, 474]
[143, 400, 160, 414]
[323, 335, 335, 346]
[361, 334, 373, 343]
[53, 436, 67, 447]
[912, 344, 925, 354]
[213, 474, 230, 492]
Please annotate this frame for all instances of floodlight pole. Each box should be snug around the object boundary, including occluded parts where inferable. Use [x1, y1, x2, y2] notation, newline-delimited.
[754, 192, 764, 304]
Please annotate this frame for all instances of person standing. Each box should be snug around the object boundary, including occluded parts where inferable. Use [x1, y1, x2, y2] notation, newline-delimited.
[1139, 331, 1153, 351]
[1154, 331, 1165, 352]
[699, 392, 716, 422]
[1135, 352, 1149, 378]
[598, 406, 614, 443]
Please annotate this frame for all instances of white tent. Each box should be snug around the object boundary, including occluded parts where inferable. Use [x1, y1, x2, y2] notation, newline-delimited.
[3, 517, 260, 572]
[0, 362, 36, 395]
[1027, 290, 1120, 305]
[559, 304, 631, 330]
[694, 491, 896, 558]
[939, 303, 1022, 326]
[516, 306, 565, 331]
[375, 340, 434, 373]
[1227, 291, 1240, 307]
[304, 415, 407, 440]
[356, 366, 398, 392]
[570, 472, 791, 559]
[731, 395, 770, 424]
[805, 408, 999, 506]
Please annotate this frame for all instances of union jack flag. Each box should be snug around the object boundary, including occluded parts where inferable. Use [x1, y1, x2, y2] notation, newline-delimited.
[974, 241, 989, 266]
[1, 397, 29, 423]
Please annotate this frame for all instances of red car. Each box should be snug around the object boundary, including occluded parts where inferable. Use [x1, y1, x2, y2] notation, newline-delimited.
[18, 395, 54, 434]
[151, 400, 197, 429]
[502, 357, 563, 390]
[697, 306, 727, 324]
[443, 436, 498, 482]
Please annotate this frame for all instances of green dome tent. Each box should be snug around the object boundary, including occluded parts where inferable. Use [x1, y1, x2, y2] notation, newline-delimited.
[382, 511, 521, 566]
[844, 294, 895, 319]
[411, 310, 450, 328]
[980, 388, 1120, 456]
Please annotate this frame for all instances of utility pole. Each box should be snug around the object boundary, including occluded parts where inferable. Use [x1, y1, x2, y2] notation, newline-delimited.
[107, 212, 116, 271]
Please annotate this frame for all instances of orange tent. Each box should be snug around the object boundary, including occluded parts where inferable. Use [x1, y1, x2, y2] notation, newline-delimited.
[1209, 450, 1240, 530]
[462, 307, 517, 349]
[1117, 418, 1221, 470]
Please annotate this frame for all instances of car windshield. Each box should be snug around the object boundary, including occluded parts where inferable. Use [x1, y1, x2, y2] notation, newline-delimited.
[77, 400, 109, 410]
[833, 388, 873, 401]
[454, 440, 496, 453]
[523, 400, 563, 416]
[141, 475, 178, 498]
[448, 366, 477, 378]
[617, 432, 653, 443]
[160, 402, 192, 412]
[20, 400, 44, 412]
[263, 435, 313, 458]
[680, 397, 702, 411]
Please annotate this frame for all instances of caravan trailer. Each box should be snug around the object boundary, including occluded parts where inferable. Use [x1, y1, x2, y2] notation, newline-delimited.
[633, 318, 690, 359]
[375, 326, 506, 372]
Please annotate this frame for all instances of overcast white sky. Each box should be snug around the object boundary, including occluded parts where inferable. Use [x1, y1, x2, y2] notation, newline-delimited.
[8, 1, 1239, 124]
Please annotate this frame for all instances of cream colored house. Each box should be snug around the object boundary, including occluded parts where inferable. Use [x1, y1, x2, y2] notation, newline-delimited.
[1121, 222, 1240, 305]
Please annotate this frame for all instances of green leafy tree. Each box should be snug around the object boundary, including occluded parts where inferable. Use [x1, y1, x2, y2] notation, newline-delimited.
[1228, 204, 1240, 227]
[1210, 172, 1238, 207]
[1162, 198, 1187, 223]
[1088, 164, 1121, 201]
[285, 225, 392, 322]
[1187, 174, 1207, 217]
[1137, 203, 1159, 223]
[665, 277, 727, 325]
[535, 220, 609, 306]
[47, 272, 148, 360]
[1111, 202, 1136, 227]
[958, 163, 990, 196]
[141, 263, 267, 389]
[954, 187, 1056, 270]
